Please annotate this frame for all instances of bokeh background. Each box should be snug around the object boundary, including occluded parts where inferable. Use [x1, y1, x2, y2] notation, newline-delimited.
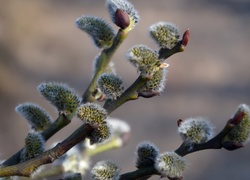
[0, 0, 250, 179]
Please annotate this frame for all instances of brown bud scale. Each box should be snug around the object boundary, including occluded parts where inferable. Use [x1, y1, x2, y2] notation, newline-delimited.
[115, 9, 130, 29]
[182, 29, 190, 46]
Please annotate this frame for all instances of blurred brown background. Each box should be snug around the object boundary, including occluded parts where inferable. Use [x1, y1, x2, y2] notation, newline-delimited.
[0, 0, 250, 179]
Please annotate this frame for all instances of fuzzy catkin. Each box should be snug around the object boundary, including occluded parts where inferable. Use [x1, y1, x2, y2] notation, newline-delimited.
[223, 104, 250, 144]
[97, 73, 124, 100]
[16, 103, 52, 131]
[140, 67, 167, 93]
[21, 132, 45, 162]
[77, 103, 107, 126]
[38, 82, 81, 119]
[155, 151, 186, 179]
[178, 117, 213, 145]
[149, 22, 180, 49]
[88, 123, 111, 145]
[91, 160, 120, 180]
[135, 141, 159, 168]
[126, 45, 161, 77]
[75, 16, 115, 48]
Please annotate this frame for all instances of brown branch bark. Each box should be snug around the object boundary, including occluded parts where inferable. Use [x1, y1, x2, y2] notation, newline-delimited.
[2, 114, 71, 167]
[0, 124, 93, 177]
[119, 166, 159, 180]
[119, 114, 244, 180]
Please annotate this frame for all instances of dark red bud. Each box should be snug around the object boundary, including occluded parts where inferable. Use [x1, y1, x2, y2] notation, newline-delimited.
[229, 111, 245, 126]
[177, 119, 183, 127]
[115, 9, 130, 29]
[182, 29, 190, 46]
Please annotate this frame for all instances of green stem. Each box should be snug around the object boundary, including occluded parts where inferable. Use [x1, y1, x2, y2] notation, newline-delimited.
[158, 42, 185, 60]
[82, 29, 128, 103]
[86, 137, 122, 157]
[104, 75, 148, 114]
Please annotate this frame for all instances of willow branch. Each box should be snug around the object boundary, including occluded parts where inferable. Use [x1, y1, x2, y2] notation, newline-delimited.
[175, 112, 245, 156]
[82, 29, 128, 103]
[0, 124, 93, 177]
[158, 42, 185, 60]
[119, 114, 244, 180]
[2, 114, 71, 166]
[0, 73, 149, 176]
[119, 166, 159, 180]
[2, 28, 128, 174]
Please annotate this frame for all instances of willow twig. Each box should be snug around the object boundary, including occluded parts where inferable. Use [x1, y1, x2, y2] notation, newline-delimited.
[2, 114, 71, 166]
[82, 29, 128, 103]
[119, 166, 159, 180]
[119, 114, 244, 180]
[0, 124, 93, 177]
